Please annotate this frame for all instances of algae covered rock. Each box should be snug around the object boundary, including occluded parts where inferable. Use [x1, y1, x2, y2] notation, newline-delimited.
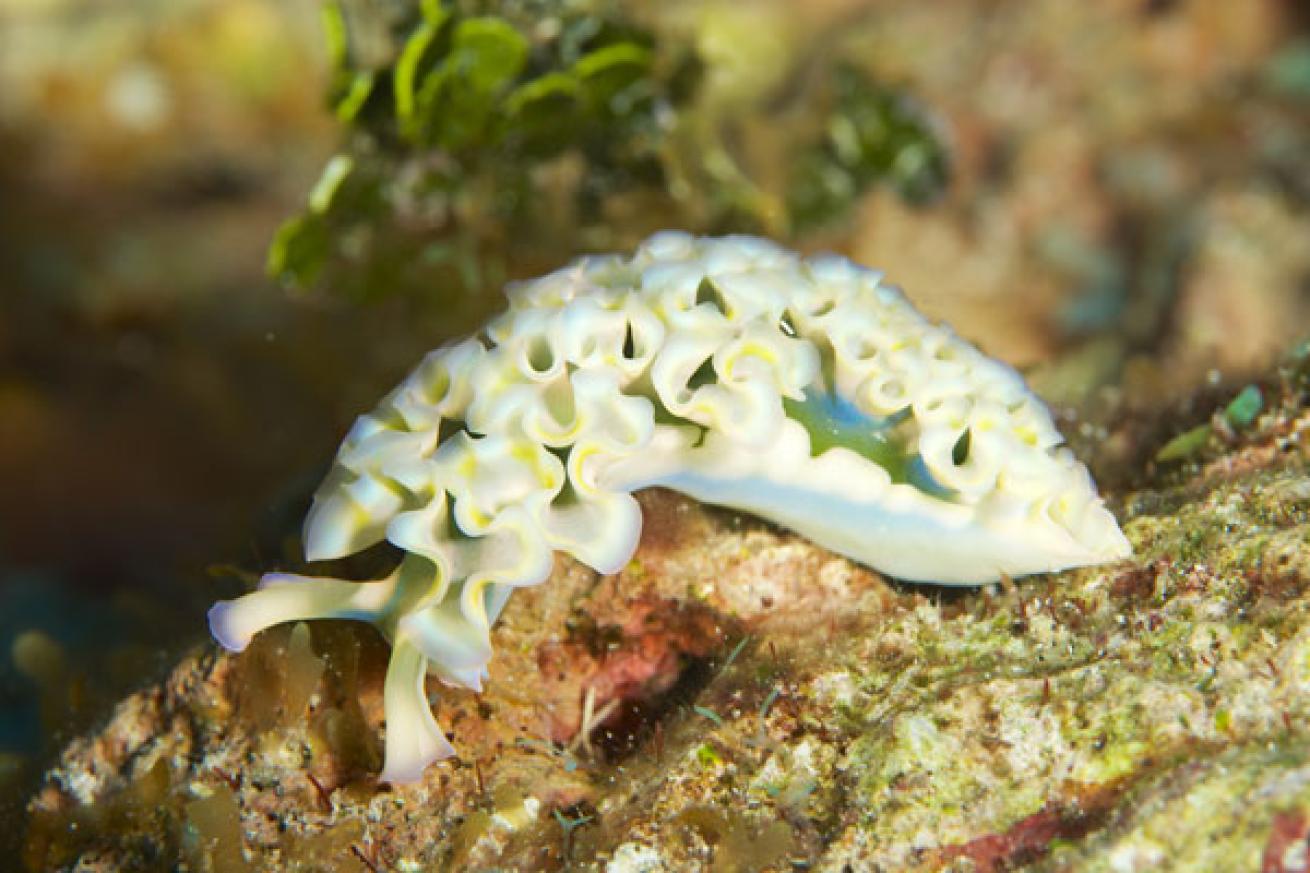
[22, 352, 1310, 871]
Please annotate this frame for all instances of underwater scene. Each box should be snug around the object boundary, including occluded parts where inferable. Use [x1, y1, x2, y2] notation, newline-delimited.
[3, 0, 1310, 869]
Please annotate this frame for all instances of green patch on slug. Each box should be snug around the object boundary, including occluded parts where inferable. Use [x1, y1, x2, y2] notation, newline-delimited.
[783, 388, 913, 484]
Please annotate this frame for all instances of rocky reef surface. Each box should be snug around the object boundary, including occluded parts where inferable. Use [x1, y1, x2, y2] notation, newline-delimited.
[21, 353, 1310, 871]
[5, 0, 1310, 869]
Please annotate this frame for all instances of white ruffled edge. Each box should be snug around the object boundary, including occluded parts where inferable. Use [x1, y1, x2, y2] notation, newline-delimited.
[209, 232, 1131, 782]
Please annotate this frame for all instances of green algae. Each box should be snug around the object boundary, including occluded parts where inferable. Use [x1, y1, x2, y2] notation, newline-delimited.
[1048, 739, 1310, 872]
[283, 818, 372, 873]
[1155, 382, 1269, 463]
[183, 786, 246, 873]
[1155, 422, 1213, 463]
[272, 0, 949, 312]
[24, 758, 180, 872]
[1224, 385, 1264, 428]
[694, 742, 723, 770]
[672, 805, 794, 873]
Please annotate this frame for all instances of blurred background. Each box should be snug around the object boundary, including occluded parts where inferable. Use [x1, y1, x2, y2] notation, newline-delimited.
[1, 0, 1308, 842]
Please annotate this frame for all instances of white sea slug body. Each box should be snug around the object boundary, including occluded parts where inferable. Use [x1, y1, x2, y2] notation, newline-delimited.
[208, 232, 1130, 782]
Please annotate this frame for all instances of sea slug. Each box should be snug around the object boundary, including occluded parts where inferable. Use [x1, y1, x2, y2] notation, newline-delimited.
[209, 232, 1130, 782]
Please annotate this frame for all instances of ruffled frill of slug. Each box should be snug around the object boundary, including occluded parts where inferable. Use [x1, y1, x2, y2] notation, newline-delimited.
[208, 231, 1130, 782]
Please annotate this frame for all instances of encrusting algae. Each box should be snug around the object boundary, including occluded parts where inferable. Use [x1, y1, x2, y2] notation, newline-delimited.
[208, 232, 1129, 783]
